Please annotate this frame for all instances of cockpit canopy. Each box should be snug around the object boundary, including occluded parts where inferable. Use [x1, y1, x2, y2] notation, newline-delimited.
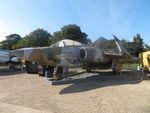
[50, 39, 82, 47]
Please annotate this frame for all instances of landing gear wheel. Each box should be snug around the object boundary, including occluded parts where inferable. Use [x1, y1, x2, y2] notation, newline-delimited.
[39, 74, 44, 76]
[38, 65, 45, 77]
[52, 66, 63, 80]
[112, 69, 117, 74]
[112, 68, 118, 75]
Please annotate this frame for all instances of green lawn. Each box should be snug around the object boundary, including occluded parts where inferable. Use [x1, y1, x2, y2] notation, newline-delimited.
[122, 63, 140, 70]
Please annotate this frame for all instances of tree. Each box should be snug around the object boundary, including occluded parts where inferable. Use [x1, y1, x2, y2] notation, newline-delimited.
[121, 39, 133, 54]
[27, 28, 52, 47]
[14, 28, 52, 49]
[121, 34, 144, 57]
[144, 43, 150, 51]
[132, 34, 144, 56]
[13, 36, 29, 49]
[121, 39, 128, 48]
[49, 31, 63, 44]
[0, 34, 21, 50]
[50, 24, 91, 45]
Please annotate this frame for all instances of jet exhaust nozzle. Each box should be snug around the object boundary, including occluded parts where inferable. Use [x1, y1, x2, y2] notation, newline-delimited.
[78, 48, 87, 61]
[78, 47, 103, 63]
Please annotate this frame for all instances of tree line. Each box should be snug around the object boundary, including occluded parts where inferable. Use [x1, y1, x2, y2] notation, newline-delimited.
[0, 24, 91, 50]
[0, 24, 150, 57]
[122, 34, 150, 57]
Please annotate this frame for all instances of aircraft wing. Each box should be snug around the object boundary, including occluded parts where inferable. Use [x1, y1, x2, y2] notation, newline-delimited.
[103, 51, 122, 57]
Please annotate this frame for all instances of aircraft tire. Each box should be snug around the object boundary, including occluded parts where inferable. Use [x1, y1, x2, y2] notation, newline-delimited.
[112, 68, 118, 75]
[53, 66, 63, 80]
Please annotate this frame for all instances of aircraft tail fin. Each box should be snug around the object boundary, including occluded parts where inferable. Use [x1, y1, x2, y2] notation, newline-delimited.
[113, 35, 139, 62]
[113, 35, 132, 57]
[113, 35, 125, 53]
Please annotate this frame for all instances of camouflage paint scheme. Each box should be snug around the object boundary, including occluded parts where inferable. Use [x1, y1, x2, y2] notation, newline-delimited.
[78, 36, 138, 71]
[10, 36, 138, 79]
[11, 46, 81, 67]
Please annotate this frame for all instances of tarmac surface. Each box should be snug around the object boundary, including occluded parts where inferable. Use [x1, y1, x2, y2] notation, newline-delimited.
[0, 68, 150, 113]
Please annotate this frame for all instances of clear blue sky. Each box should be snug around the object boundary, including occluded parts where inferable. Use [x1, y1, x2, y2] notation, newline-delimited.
[0, 0, 150, 44]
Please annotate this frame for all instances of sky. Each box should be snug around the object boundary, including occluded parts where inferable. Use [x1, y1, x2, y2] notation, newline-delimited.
[0, 0, 150, 44]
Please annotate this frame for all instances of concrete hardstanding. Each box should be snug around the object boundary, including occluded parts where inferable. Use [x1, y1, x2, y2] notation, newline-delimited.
[0, 69, 150, 113]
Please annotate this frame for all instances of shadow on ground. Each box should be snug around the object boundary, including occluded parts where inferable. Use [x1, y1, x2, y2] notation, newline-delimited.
[57, 71, 150, 94]
[0, 68, 26, 76]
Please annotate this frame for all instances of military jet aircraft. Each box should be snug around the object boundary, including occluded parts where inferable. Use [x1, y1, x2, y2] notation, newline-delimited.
[10, 36, 137, 80]
[10, 39, 83, 79]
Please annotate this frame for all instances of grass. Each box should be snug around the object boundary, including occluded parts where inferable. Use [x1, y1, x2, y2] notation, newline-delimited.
[122, 63, 140, 70]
